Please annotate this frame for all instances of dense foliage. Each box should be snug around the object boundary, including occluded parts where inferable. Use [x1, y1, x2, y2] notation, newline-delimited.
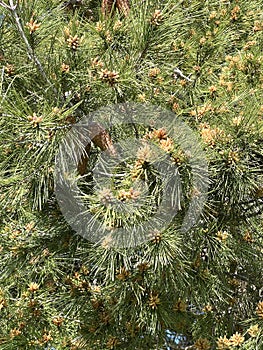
[0, 0, 262, 349]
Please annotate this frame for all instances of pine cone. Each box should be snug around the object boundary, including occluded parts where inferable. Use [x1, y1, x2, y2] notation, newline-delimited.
[77, 122, 116, 175]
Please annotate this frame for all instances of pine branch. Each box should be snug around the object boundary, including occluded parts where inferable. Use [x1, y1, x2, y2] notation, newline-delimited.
[0, 1, 117, 178]
[0, 1, 10, 10]
[0, 0, 58, 98]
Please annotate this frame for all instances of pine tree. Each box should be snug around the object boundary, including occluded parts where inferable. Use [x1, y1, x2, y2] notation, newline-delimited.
[0, 1, 262, 349]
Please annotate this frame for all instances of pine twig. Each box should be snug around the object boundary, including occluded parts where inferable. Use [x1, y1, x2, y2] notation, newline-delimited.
[173, 67, 193, 83]
[0, 2, 9, 9]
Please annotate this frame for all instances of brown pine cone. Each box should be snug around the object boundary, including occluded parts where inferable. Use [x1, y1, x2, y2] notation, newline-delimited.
[77, 122, 116, 175]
